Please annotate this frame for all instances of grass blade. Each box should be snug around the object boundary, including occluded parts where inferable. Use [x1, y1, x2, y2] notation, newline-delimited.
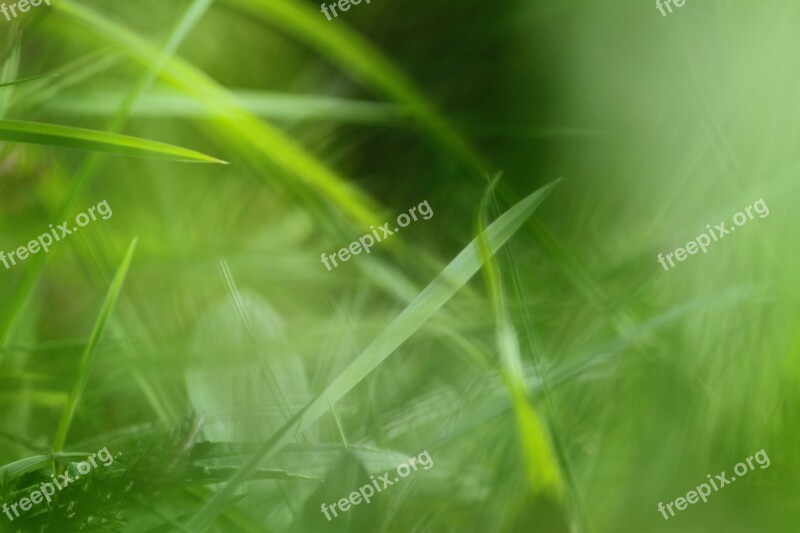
[0, 73, 55, 89]
[224, 0, 488, 176]
[55, 0, 384, 228]
[52, 238, 138, 452]
[0, 22, 21, 117]
[43, 88, 407, 124]
[10, 49, 123, 112]
[0, 119, 226, 162]
[106, 0, 215, 132]
[0, 0, 220, 417]
[185, 179, 560, 531]
[477, 178, 564, 499]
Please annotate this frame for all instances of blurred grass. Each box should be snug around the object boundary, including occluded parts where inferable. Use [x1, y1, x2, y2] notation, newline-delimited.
[52, 238, 137, 453]
[186, 180, 558, 531]
[0, 74, 54, 89]
[0, 0, 797, 532]
[0, 120, 226, 162]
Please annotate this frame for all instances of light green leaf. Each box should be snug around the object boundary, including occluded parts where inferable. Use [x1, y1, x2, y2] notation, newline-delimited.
[52, 238, 138, 452]
[44, 88, 407, 124]
[223, 0, 488, 175]
[477, 177, 564, 499]
[0, 119, 226, 163]
[0, 74, 55, 89]
[186, 179, 560, 531]
[56, 0, 381, 228]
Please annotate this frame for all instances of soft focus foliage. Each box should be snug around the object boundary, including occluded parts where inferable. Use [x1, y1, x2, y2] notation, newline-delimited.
[0, 0, 797, 531]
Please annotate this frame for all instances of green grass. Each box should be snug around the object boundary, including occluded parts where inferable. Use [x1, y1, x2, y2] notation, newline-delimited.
[0, 120, 226, 162]
[0, 0, 797, 532]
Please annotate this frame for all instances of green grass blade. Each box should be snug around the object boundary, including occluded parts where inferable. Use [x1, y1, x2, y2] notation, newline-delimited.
[0, 451, 108, 481]
[106, 0, 215, 132]
[0, 119, 226, 162]
[0, 73, 55, 89]
[0, 0, 223, 421]
[185, 180, 559, 531]
[224, 0, 488, 175]
[0, 390, 68, 408]
[0, 455, 52, 480]
[182, 487, 279, 533]
[10, 49, 123, 112]
[0, 22, 21, 117]
[52, 238, 138, 452]
[55, 0, 385, 228]
[476, 178, 564, 500]
[43, 88, 407, 124]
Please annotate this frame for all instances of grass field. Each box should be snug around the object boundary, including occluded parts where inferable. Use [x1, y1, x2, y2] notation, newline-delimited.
[0, 0, 797, 531]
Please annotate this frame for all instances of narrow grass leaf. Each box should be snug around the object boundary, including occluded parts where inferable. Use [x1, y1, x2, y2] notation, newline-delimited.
[44, 89, 407, 124]
[224, 0, 488, 175]
[0, 119, 226, 162]
[52, 238, 138, 452]
[0, 0, 220, 421]
[55, 0, 386, 228]
[11, 49, 123, 112]
[477, 178, 564, 499]
[0, 73, 55, 89]
[186, 180, 559, 531]
[0, 23, 21, 117]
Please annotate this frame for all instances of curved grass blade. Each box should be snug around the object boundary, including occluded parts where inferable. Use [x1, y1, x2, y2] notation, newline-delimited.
[52, 238, 138, 452]
[0, 455, 52, 480]
[55, 0, 386, 228]
[40, 4, 481, 374]
[0, 119, 226, 162]
[0, 73, 55, 89]
[185, 180, 560, 531]
[0, 0, 221, 421]
[0, 452, 90, 481]
[228, 0, 657, 371]
[223, 0, 488, 176]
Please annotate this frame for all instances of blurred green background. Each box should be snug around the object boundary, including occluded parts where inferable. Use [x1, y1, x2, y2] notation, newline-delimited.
[0, 0, 797, 531]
